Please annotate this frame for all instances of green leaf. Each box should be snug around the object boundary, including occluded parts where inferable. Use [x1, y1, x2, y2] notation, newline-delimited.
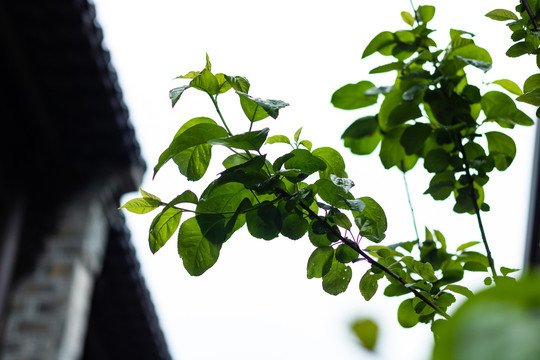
[335, 244, 358, 263]
[215, 73, 232, 94]
[237, 92, 289, 121]
[342, 116, 382, 155]
[351, 319, 378, 351]
[400, 123, 431, 155]
[485, 9, 519, 21]
[312, 147, 348, 178]
[401, 11, 415, 26]
[190, 68, 219, 95]
[387, 102, 422, 126]
[500, 266, 519, 276]
[315, 178, 353, 209]
[418, 5, 435, 23]
[294, 127, 303, 142]
[300, 140, 313, 150]
[140, 189, 161, 201]
[398, 298, 420, 328]
[322, 258, 352, 295]
[363, 31, 395, 58]
[485, 131, 516, 171]
[246, 202, 282, 240]
[354, 197, 387, 243]
[266, 135, 291, 145]
[331, 81, 378, 110]
[281, 213, 309, 240]
[492, 79, 523, 96]
[444, 284, 474, 299]
[308, 223, 332, 247]
[307, 246, 334, 279]
[209, 128, 269, 151]
[332, 212, 352, 230]
[424, 149, 450, 173]
[516, 88, 540, 106]
[523, 74, 540, 94]
[360, 270, 381, 301]
[456, 241, 480, 252]
[177, 217, 221, 276]
[454, 55, 492, 72]
[369, 61, 404, 74]
[149, 207, 182, 253]
[384, 283, 409, 297]
[154, 122, 228, 178]
[482, 91, 534, 127]
[224, 75, 250, 93]
[170, 85, 190, 107]
[506, 41, 536, 57]
[434, 230, 447, 251]
[173, 144, 212, 181]
[424, 171, 455, 200]
[379, 127, 419, 172]
[285, 149, 327, 175]
[120, 197, 162, 214]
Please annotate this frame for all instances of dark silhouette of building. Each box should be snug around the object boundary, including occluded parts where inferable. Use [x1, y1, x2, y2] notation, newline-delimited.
[0, 1, 171, 359]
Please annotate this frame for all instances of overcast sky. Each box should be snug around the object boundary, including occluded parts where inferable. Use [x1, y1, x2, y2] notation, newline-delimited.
[93, 1, 536, 359]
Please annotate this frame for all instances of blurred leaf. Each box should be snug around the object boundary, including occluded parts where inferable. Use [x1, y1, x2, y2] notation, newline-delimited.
[492, 79, 523, 95]
[351, 319, 378, 351]
[342, 116, 383, 155]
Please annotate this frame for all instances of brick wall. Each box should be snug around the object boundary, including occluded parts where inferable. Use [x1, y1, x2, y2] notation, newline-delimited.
[0, 193, 108, 360]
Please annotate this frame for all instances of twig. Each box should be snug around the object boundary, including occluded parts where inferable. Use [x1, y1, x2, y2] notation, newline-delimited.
[522, 0, 539, 31]
[274, 188, 451, 319]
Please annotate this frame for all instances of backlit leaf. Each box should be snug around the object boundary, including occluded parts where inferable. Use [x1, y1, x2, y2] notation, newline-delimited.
[307, 246, 334, 279]
[322, 258, 352, 295]
[331, 81, 378, 110]
[177, 217, 221, 276]
[149, 207, 182, 253]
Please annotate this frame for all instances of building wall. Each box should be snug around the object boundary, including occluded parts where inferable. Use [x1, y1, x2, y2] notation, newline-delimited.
[0, 193, 108, 360]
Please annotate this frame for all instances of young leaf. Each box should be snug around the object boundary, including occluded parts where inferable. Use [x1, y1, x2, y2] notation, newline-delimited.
[154, 122, 228, 178]
[307, 246, 334, 279]
[120, 197, 162, 214]
[294, 127, 303, 143]
[456, 241, 480, 252]
[485, 9, 519, 21]
[500, 266, 519, 276]
[312, 147, 348, 179]
[237, 92, 289, 121]
[215, 73, 232, 94]
[401, 11, 415, 26]
[140, 189, 161, 202]
[190, 68, 219, 95]
[266, 135, 291, 145]
[149, 207, 182, 253]
[177, 217, 221, 276]
[331, 81, 378, 110]
[491, 79, 523, 96]
[418, 5, 435, 23]
[322, 258, 352, 295]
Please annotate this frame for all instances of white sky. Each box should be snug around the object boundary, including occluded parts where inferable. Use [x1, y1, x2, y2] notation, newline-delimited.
[93, 1, 536, 359]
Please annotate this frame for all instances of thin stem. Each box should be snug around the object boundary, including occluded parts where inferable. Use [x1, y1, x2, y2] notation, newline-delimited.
[458, 142, 498, 278]
[209, 94, 233, 136]
[409, 0, 420, 24]
[401, 161, 420, 245]
[274, 188, 451, 319]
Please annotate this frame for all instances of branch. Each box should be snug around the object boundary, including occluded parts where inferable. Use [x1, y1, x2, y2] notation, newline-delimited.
[458, 142, 498, 278]
[522, 0, 539, 31]
[274, 188, 451, 320]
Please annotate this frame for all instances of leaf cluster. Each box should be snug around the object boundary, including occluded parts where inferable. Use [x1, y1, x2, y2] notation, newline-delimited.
[333, 5, 533, 215]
